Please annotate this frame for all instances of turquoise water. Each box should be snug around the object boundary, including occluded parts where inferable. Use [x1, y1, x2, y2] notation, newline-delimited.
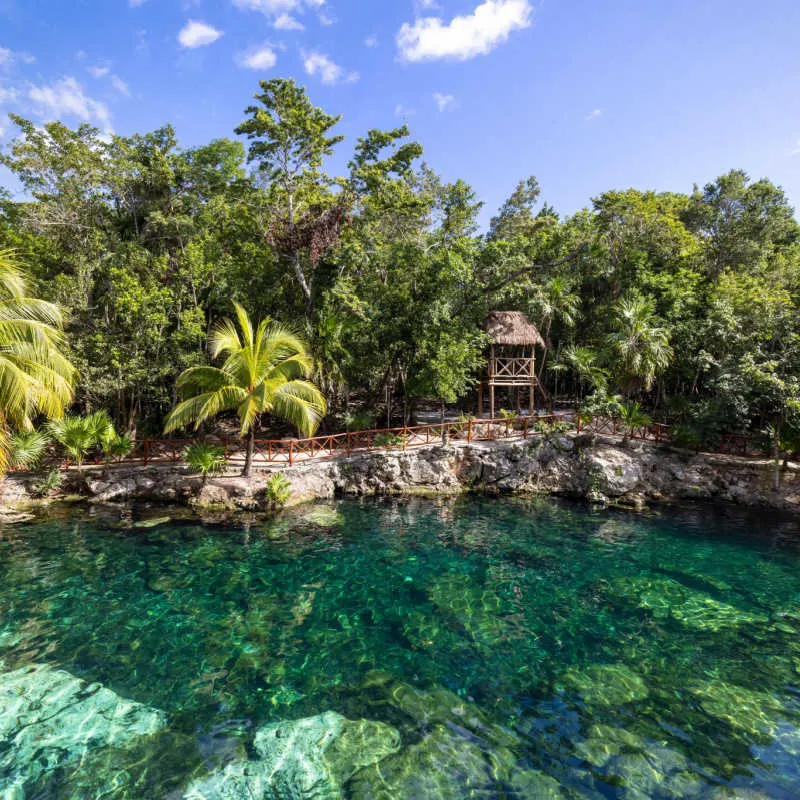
[1, 497, 800, 798]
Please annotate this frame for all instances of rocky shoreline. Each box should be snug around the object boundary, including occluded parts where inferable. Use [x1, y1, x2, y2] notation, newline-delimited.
[2, 432, 799, 519]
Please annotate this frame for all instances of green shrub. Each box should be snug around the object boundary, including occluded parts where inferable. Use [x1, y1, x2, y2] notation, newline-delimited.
[344, 410, 375, 432]
[33, 467, 63, 498]
[184, 442, 226, 483]
[499, 408, 519, 420]
[264, 473, 291, 509]
[11, 430, 51, 470]
[373, 432, 406, 448]
[107, 433, 134, 461]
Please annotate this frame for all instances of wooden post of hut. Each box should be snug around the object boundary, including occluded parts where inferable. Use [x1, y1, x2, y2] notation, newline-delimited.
[479, 311, 545, 419]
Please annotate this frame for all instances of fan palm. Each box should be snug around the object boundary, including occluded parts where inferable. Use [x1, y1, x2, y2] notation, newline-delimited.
[0, 249, 75, 470]
[164, 303, 326, 477]
[607, 297, 673, 393]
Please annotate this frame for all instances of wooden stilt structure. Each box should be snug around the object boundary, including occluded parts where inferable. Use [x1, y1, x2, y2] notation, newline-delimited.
[478, 311, 544, 418]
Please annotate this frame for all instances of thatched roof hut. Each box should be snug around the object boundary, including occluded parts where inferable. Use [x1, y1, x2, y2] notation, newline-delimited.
[485, 311, 544, 348]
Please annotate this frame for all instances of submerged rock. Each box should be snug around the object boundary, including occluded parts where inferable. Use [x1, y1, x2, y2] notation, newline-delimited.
[349, 725, 564, 800]
[562, 664, 649, 707]
[184, 711, 401, 800]
[611, 576, 768, 631]
[0, 663, 166, 797]
[688, 679, 785, 737]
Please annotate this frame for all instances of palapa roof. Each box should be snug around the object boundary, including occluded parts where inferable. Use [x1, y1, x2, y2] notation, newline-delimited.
[485, 311, 545, 347]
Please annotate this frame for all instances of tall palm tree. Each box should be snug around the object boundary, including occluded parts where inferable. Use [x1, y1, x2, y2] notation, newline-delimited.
[607, 296, 673, 394]
[164, 303, 326, 477]
[0, 249, 75, 469]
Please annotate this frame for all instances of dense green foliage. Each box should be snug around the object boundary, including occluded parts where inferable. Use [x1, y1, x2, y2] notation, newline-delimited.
[2, 79, 799, 450]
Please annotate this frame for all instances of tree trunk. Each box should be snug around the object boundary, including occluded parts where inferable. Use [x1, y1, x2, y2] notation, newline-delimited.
[243, 426, 255, 478]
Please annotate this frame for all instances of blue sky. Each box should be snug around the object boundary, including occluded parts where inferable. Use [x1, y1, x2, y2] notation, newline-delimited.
[1, 0, 800, 227]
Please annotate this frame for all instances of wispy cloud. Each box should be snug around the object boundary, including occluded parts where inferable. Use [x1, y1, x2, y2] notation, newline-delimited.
[129, 0, 149, 7]
[791, 138, 800, 156]
[395, 103, 416, 118]
[364, 35, 378, 48]
[0, 46, 35, 68]
[274, 13, 304, 30]
[28, 76, 113, 132]
[397, 0, 532, 62]
[88, 65, 110, 79]
[585, 108, 603, 121]
[111, 75, 130, 96]
[433, 92, 455, 111]
[236, 44, 278, 70]
[178, 20, 224, 49]
[302, 51, 358, 85]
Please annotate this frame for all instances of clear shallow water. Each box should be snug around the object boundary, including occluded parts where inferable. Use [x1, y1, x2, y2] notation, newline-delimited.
[1, 497, 800, 798]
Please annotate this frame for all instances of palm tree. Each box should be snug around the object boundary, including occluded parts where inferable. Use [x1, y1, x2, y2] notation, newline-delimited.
[607, 296, 673, 394]
[551, 345, 608, 399]
[164, 303, 326, 477]
[532, 277, 580, 381]
[0, 249, 75, 469]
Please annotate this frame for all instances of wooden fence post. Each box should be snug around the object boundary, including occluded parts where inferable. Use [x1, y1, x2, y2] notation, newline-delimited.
[468, 418, 473, 443]
[346, 432, 351, 458]
[402, 427, 408, 451]
[289, 441, 294, 467]
[144, 440, 149, 466]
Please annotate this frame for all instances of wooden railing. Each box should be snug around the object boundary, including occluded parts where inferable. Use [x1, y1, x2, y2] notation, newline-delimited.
[17, 412, 768, 473]
[489, 357, 535, 381]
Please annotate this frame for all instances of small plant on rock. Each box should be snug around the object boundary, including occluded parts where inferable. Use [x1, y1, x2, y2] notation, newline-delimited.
[184, 442, 227, 486]
[264, 473, 291, 510]
[32, 467, 63, 498]
[618, 402, 652, 441]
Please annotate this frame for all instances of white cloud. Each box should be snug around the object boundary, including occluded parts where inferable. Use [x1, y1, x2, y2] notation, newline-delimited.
[0, 85, 19, 104]
[303, 51, 358, 85]
[88, 65, 110, 79]
[0, 47, 35, 68]
[178, 20, 224, 49]
[364, 35, 378, 48]
[274, 13, 304, 30]
[585, 108, 602, 121]
[397, 0, 532, 62]
[28, 76, 112, 132]
[232, 0, 323, 13]
[791, 138, 800, 156]
[433, 92, 455, 111]
[111, 75, 130, 96]
[236, 45, 278, 70]
[130, 0, 149, 6]
[394, 103, 416, 118]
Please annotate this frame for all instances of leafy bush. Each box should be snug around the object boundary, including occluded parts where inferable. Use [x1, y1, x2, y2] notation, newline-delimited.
[344, 410, 374, 432]
[373, 432, 406, 448]
[184, 442, 226, 483]
[579, 391, 624, 421]
[33, 467, 63, 498]
[264, 473, 291, 509]
[107, 433, 134, 461]
[11, 430, 51, 470]
[499, 409, 519, 420]
[619, 401, 652, 438]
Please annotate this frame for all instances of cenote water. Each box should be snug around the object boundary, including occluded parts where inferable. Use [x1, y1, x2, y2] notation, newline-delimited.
[1, 497, 800, 799]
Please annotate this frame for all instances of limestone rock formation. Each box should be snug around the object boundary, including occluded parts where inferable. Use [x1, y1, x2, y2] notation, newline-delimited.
[0, 662, 166, 797]
[184, 711, 401, 800]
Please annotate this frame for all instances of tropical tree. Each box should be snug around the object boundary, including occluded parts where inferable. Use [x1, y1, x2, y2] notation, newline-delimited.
[164, 303, 326, 477]
[551, 345, 608, 399]
[607, 296, 673, 394]
[0, 249, 75, 468]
